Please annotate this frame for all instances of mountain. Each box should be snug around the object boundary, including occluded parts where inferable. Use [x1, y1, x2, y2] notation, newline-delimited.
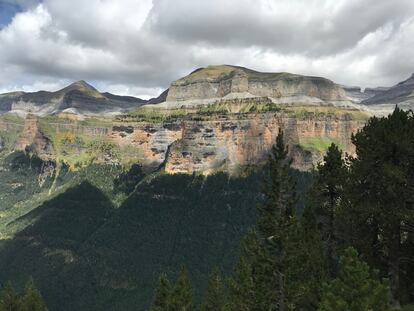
[0, 81, 146, 116]
[0, 65, 370, 174]
[362, 73, 414, 106]
[161, 65, 349, 105]
[0, 65, 395, 311]
[342, 85, 390, 102]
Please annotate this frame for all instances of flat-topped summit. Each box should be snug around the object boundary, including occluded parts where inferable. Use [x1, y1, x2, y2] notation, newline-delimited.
[166, 65, 348, 103]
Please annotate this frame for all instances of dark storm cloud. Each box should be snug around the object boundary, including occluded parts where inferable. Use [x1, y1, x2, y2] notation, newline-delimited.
[0, 0, 413, 97]
[147, 0, 414, 55]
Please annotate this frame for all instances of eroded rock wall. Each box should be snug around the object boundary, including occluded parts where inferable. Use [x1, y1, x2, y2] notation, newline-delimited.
[11, 112, 364, 174]
[167, 67, 347, 102]
[164, 113, 363, 173]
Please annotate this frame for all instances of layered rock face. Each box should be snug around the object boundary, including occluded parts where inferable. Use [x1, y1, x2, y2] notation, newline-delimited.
[16, 114, 52, 157]
[166, 65, 348, 103]
[107, 112, 364, 173]
[164, 113, 363, 173]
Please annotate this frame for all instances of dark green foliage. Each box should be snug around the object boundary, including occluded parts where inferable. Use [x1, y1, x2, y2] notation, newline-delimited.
[318, 247, 390, 311]
[226, 130, 326, 311]
[255, 129, 297, 310]
[200, 269, 226, 311]
[0, 282, 22, 311]
[0, 152, 55, 212]
[309, 143, 347, 276]
[169, 269, 194, 311]
[284, 218, 327, 311]
[227, 230, 259, 311]
[21, 278, 48, 311]
[344, 107, 414, 305]
[150, 273, 172, 311]
[113, 164, 145, 194]
[0, 280, 47, 311]
[0, 181, 114, 311]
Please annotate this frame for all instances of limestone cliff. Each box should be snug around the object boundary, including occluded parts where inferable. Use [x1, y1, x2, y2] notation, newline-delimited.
[108, 109, 366, 173]
[16, 114, 52, 157]
[166, 65, 348, 103]
[2, 106, 367, 174]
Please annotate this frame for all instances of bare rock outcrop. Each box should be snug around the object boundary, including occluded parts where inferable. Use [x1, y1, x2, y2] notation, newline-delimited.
[166, 65, 348, 103]
[16, 114, 52, 157]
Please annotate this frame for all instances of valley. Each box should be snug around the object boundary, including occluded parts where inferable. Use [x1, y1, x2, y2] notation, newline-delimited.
[0, 65, 413, 310]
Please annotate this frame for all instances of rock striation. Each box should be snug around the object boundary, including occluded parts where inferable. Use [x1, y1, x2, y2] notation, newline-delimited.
[166, 65, 348, 103]
[108, 111, 365, 173]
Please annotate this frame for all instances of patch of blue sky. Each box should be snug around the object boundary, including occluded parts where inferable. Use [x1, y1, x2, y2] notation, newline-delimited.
[0, 1, 22, 28]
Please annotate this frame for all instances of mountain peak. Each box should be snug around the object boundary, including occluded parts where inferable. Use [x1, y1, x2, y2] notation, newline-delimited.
[57, 80, 103, 99]
[68, 80, 98, 92]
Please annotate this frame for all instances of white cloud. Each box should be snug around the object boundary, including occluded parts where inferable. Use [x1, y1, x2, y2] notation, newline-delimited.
[0, 0, 413, 98]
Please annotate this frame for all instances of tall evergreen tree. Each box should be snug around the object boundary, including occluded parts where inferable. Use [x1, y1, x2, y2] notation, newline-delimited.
[0, 282, 22, 311]
[169, 268, 193, 311]
[200, 269, 226, 311]
[309, 143, 347, 276]
[21, 278, 47, 311]
[150, 273, 172, 311]
[255, 129, 297, 311]
[347, 107, 414, 307]
[318, 247, 390, 311]
[227, 230, 261, 311]
[284, 211, 327, 310]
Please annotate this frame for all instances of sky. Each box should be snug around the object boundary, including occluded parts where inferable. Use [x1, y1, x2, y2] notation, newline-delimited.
[0, 0, 413, 99]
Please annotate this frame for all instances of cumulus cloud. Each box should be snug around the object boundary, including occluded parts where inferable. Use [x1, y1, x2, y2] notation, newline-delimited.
[0, 0, 413, 98]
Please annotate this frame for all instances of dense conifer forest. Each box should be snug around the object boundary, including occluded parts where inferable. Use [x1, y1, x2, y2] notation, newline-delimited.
[149, 108, 414, 311]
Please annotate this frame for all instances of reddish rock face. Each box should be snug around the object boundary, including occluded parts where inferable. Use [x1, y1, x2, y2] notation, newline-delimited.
[163, 113, 364, 174]
[10, 111, 365, 174]
[16, 114, 52, 157]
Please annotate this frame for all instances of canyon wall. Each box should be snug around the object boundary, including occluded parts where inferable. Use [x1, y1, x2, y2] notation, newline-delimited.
[105, 112, 364, 173]
[6, 110, 365, 174]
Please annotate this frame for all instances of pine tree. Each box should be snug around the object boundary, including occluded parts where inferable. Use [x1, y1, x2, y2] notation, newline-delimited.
[169, 268, 193, 311]
[283, 212, 327, 311]
[200, 269, 226, 311]
[21, 278, 47, 311]
[309, 143, 347, 276]
[255, 129, 297, 311]
[150, 273, 172, 311]
[318, 247, 390, 311]
[227, 230, 261, 311]
[0, 282, 23, 311]
[347, 107, 414, 306]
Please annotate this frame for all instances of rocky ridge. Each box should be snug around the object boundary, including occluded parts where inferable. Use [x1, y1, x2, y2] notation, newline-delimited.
[362, 73, 414, 106]
[7, 65, 409, 174]
[0, 81, 146, 116]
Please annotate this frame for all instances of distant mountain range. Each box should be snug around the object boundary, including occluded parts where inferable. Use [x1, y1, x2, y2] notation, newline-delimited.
[361, 73, 414, 106]
[0, 80, 146, 116]
[0, 66, 413, 117]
